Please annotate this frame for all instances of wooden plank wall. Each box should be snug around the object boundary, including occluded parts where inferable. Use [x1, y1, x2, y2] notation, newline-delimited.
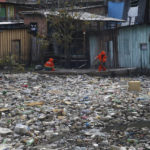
[97, 29, 118, 68]
[89, 29, 118, 68]
[0, 29, 31, 64]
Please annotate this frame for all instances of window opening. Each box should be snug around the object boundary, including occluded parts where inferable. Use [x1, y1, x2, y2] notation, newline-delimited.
[130, 0, 139, 7]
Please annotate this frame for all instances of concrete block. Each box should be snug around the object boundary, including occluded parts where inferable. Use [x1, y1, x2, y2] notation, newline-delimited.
[128, 81, 141, 92]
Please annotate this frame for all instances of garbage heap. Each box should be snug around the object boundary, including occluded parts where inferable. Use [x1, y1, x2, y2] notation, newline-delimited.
[0, 73, 150, 150]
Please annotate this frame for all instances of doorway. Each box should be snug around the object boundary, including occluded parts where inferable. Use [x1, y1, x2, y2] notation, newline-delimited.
[11, 40, 21, 63]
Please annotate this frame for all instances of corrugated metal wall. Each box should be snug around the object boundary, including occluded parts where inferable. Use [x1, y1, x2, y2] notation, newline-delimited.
[89, 29, 118, 68]
[0, 29, 31, 64]
[89, 35, 100, 67]
[118, 25, 150, 68]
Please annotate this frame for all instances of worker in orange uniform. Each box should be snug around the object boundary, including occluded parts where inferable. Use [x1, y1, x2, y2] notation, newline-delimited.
[96, 51, 107, 71]
[44, 58, 55, 71]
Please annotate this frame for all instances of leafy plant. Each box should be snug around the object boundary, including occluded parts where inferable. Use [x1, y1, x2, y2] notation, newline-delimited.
[47, 0, 88, 68]
[0, 55, 25, 72]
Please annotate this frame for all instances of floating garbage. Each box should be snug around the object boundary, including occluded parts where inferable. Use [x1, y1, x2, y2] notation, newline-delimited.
[0, 73, 149, 149]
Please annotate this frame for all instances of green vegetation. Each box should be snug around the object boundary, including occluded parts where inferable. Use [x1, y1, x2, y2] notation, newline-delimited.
[0, 55, 25, 72]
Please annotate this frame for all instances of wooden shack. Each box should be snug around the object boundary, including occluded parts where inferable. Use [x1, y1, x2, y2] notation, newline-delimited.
[0, 25, 31, 64]
[117, 0, 150, 69]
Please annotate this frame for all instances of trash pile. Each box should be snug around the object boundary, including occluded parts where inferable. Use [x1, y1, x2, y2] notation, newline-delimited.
[0, 73, 150, 150]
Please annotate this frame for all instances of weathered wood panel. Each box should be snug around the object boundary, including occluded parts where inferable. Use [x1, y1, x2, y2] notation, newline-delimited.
[118, 25, 150, 69]
[0, 29, 31, 64]
[31, 36, 41, 63]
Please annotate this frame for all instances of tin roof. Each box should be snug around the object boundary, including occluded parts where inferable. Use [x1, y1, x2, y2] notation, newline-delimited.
[21, 10, 124, 22]
[68, 11, 124, 22]
[0, 21, 24, 25]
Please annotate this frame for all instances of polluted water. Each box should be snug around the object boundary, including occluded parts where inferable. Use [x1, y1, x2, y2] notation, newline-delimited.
[0, 73, 150, 150]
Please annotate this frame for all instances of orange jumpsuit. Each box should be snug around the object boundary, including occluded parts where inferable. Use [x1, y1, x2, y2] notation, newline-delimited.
[44, 58, 55, 71]
[96, 51, 107, 71]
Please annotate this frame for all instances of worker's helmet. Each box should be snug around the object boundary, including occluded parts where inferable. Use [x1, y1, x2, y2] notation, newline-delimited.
[101, 51, 106, 55]
[49, 58, 54, 62]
